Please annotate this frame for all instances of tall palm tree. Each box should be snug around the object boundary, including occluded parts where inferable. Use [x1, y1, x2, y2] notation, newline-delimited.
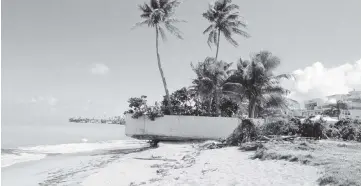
[190, 57, 232, 116]
[134, 0, 184, 113]
[202, 0, 250, 60]
[224, 51, 292, 118]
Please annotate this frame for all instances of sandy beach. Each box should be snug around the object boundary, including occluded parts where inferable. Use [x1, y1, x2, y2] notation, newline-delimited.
[2, 141, 321, 186]
[82, 142, 320, 186]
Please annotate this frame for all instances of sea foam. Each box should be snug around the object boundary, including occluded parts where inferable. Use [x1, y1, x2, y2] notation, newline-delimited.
[1, 140, 147, 168]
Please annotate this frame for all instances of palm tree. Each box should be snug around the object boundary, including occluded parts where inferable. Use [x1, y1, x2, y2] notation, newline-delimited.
[202, 0, 250, 60]
[224, 51, 292, 118]
[190, 57, 232, 116]
[134, 0, 184, 114]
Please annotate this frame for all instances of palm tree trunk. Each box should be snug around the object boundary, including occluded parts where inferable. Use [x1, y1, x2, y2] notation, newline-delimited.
[215, 29, 221, 60]
[155, 26, 172, 114]
[248, 98, 256, 118]
[214, 86, 221, 117]
[214, 29, 222, 117]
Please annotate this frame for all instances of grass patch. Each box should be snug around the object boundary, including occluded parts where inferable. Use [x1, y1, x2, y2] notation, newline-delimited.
[251, 140, 361, 186]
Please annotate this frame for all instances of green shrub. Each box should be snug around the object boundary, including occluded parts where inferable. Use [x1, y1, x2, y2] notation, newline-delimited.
[299, 119, 325, 139]
[334, 119, 353, 129]
[125, 96, 164, 121]
[323, 125, 341, 139]
[261, 118, 301, 136]
[332, 119, 361, 142]
[340, 125, 359, 141]
[226, 119, 259, 146]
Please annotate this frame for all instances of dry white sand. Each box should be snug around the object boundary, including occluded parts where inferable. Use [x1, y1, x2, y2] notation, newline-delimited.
[82, 142, 320, 186]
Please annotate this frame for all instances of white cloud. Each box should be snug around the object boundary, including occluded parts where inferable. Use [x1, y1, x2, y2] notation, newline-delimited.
[284, 59, 361, 103]
[90, 63, 109, 75]
[30, 96, 58, 106]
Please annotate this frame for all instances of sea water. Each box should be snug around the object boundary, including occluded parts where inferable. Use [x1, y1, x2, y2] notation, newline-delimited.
[1, 122, 145, 168]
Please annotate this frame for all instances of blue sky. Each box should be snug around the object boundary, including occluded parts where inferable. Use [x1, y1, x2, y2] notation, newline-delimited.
[2, 0, 361, 124]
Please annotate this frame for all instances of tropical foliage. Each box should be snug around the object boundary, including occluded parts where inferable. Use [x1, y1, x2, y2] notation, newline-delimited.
[129, 1, 293, 120]
[161, 87, 239, 117]
[124, 95, 164, 121]
[190, 57, 233, 116]
[134, 0, 185, 114]
[224, 51, 292, 118]
[203, 0, 250, 59]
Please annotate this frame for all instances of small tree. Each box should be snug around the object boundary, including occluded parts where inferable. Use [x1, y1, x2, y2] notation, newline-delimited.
[125, 95, 164, 121]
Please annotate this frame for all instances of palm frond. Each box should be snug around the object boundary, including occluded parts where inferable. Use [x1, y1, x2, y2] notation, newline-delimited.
[150, 0, 160, 9]
[223, 82, 244, 93]
[164, 22, 183, 39]
[163, 0, 181, 13]
[132, 20, 152, 29]
[138, 3, 152, 14]
[224, 34, 238, 47]
[213, 30, 218, 45]
[159, 0, 168, 8]
[203, 25, 214, 34]
[224, 4, 239, 12]
[221, 24, 238, 46]
[261, 94, 289, 110]
[207, 30, 215, 48]
[254, 51, 280, 71]
[263, 85, 290, 95]
[274, 74, 293, 80]
[158, 26, 167, 42]
[226, 14, 239, 21]
[232, 27, 250, 38]
[166, 18, 186, 23]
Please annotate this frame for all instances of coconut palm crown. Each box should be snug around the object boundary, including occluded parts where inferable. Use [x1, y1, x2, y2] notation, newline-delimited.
[202, 0, 250, 59]
[135, 0, 184, 40]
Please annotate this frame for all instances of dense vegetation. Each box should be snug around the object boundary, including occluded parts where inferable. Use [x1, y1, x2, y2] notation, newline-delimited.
[226, 118, 361, 146]
[125, 50, 292, 120]
[131, 0, 294, 120]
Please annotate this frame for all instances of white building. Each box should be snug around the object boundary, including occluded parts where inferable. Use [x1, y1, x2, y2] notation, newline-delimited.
[300, 98, 326, 117]
[299, 90, 361, 121]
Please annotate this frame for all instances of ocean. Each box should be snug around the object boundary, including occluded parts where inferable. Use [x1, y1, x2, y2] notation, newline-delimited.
[1, 122, 146, 168]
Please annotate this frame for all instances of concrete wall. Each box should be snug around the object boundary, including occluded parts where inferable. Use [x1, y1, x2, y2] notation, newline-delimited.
[125, 114, 264, 140]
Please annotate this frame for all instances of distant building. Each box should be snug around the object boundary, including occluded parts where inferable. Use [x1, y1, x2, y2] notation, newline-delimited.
[300, 98, 325, 117]
[297, 90, 361, 120]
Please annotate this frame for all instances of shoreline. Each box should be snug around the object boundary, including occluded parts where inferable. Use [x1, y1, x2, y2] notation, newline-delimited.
[1, 145, 151, 186]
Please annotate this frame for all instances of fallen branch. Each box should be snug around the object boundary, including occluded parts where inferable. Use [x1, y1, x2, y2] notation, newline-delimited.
[133, 157, 177, 162]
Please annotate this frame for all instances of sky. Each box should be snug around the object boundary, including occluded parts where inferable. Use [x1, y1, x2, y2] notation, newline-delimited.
[2, 0, 361, 124]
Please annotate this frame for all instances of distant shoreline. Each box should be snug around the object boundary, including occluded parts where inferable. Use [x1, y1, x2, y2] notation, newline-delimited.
[68, 117, 125, 125]
[69, 121, 125, 125]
